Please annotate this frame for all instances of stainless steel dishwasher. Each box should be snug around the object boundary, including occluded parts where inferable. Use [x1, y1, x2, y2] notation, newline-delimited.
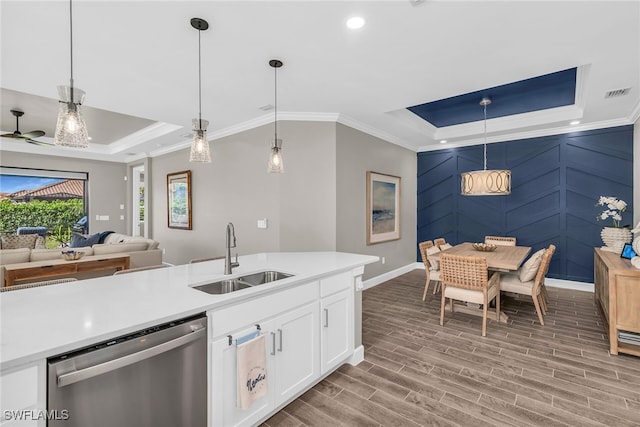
[47, 313, 207, 427]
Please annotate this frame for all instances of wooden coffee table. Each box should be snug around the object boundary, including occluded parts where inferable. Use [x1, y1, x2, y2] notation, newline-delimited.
[4, 253, 130, 287]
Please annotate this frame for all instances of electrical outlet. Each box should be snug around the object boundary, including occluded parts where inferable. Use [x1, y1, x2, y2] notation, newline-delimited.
[381, 257, 386, 264]
[120, 204, 124, 210]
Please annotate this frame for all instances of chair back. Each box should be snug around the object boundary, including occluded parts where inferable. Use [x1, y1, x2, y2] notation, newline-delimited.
[113, 265, 168, 275]
[434, 238, 447, 248]
[485, 236, 517, 246]
[440, 253, 489, 290]
[1, 278, 77, 292]
[532, 244, 555, 291]
[189, 256, 225, 264]
[418, 241, 434, 269]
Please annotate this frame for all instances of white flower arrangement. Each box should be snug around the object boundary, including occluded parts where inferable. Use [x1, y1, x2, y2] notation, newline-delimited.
[596, 196, 627, 228]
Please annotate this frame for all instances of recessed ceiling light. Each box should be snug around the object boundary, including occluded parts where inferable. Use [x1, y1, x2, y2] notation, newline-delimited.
[346, 16, 365, 30]
[440, 140, 447, 144]
[570, 120, 580, 125]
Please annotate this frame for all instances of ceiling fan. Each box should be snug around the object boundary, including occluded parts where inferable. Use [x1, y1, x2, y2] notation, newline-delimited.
[1, 109, 51, 146]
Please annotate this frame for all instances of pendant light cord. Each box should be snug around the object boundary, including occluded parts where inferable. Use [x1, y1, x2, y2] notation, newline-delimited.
[274, 64, 278, 140]
[198, 27, 202, 130]
[483, 101, 487, 171]
[69, 0, 74, 95]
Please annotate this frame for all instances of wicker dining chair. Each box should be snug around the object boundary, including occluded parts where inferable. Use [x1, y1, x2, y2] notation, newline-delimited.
[484, 236, 517, 246]
[0, 277, 78, 292]
[499, 244, 555, 325]
[433, 238, 447, 249]
[439, 253, 501, 337]
[113, 264, 168, 275]
[189, 256, 225, 263]
[418, 241, 441, 301]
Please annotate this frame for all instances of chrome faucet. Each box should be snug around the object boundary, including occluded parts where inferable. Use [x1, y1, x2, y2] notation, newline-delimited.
[225, 222, 239, 274]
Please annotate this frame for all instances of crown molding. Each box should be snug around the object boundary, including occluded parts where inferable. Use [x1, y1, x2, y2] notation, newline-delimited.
[108, 122, 182, 154]
[336, 114, 418, 152]
[417, 117, 634, 152]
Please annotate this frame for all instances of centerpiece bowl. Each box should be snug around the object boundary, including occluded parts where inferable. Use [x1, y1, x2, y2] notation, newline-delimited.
[472, 243, 497, 252]
[61, 250, 84, 261]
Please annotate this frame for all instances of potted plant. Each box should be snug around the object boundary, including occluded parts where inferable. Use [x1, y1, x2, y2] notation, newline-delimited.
[596, 196, 631, 253]
[50, 225, 72, 248]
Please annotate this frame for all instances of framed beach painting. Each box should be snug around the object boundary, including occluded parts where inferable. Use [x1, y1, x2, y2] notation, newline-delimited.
[366, 171, 401, 245]
[167, 170, 192, 230]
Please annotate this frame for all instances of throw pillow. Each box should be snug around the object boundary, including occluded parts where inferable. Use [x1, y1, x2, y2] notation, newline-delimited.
[1, 234, 38, 249]
[518, 249, 545, 282]
[98, 231, 115, 244]
[70, 233, 101, 248]
[439, 243, 452, 250]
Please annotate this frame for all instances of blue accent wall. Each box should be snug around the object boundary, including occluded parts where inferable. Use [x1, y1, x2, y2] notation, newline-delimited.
[417, 125, 634, 283]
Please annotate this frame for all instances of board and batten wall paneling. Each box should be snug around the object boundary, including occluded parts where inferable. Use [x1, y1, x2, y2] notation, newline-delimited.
[417, 125, 634, 283]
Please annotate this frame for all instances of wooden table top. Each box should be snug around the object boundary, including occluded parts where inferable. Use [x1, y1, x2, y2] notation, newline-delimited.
[4, 253, 130, 271]
[434, 242, 532, 272]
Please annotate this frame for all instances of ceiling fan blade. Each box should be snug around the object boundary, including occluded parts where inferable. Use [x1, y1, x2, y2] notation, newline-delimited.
[25, 138, 53, 147]
[1, 132, 25, 139]
[22, 130, 45, 139]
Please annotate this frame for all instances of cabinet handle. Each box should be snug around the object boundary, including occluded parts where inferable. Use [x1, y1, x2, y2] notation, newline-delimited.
[270, 332, 276, 356]
[277, 329, 283, 352]
[324, 308, 329, 328]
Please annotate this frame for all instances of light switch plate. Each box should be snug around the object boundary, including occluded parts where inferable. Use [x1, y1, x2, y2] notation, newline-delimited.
[257, 218, 268, 229]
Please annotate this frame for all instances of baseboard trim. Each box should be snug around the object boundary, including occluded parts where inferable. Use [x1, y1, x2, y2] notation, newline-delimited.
[363, 263, 421, 290]
[545, 278, 594, 293]
[348, 345, 365, 366]
[363, 263, 594, 293]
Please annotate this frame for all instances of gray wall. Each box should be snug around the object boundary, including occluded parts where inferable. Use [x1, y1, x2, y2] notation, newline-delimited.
[336, 123, 417, 280]
[150, 121, 337, 265]
[1, 151, 127, 234]
[634, 118, 639, 227]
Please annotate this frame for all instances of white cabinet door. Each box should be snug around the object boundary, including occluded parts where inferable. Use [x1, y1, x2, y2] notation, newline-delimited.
[320, 288, 353, 373]
[1, 362, 43, 427]
[272, 301, 319, 405]
[209, 321, 276, 427]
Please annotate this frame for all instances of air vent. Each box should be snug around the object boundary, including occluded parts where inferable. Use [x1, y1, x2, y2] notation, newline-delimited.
[259, 104, 274, 111]
[605, 88, 631, 98]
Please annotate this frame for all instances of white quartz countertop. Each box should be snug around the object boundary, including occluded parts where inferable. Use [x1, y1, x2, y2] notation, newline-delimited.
[0, 251, 378, 370]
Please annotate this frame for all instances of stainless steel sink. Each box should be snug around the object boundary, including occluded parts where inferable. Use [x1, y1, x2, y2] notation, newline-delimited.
[192, 270, 293, 295]
[237, 270, 293, 286]
[193, 279, 252, 295]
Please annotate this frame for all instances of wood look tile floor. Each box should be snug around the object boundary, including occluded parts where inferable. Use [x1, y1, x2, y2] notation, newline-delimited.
[262, 270, 640, 427]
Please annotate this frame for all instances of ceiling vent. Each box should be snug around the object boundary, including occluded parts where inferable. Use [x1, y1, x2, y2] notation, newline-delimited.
[605, 88, 631, 98]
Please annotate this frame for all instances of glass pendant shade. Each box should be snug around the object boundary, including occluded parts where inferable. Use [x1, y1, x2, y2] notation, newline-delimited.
[461, 169, 511, 195]
[189, 119, 211, 163]
[54, 85, 89, 148]
[268, 138, 283, 173]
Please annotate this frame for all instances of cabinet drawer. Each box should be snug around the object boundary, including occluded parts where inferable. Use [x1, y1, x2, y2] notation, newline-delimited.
[209, 281, 319, 339]
[320, 272, 352, 298]
[1, 365, 38, 417]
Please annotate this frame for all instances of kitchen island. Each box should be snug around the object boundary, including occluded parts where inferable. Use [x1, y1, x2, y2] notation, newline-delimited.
[0, 251, 378, 426]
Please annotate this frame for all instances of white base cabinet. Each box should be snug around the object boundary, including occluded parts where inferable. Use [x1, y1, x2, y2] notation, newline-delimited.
[208, 270, 358, 427]
[0, 361, 45, 427]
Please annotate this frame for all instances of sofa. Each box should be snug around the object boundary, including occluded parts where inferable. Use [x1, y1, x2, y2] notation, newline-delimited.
[0, 232, 163, 287]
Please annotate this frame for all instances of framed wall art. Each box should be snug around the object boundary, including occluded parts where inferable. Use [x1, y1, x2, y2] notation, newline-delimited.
[167, 170, 192, 230]
[366, 171, 401, 244]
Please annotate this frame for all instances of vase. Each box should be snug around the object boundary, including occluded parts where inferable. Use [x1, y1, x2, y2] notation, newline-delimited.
[600, 226, 632, 253]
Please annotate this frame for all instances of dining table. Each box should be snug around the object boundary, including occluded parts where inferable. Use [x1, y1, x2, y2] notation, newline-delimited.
[431, 242, 532, 323]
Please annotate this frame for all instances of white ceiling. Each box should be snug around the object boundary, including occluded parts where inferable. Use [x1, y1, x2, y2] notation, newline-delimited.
[1, 0, 639, 163]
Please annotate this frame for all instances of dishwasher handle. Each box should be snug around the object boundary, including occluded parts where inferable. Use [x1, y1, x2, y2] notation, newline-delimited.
[57, 327, 206, 388]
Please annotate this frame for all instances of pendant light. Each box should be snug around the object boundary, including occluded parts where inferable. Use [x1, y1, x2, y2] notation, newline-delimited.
[189, 18, 211, 163]
[461, 98, 511, 196]
[54, 0, 89, 148]
[268, 59, 284, 173]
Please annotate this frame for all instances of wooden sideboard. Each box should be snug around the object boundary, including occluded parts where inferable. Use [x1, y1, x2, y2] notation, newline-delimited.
[594, 249, 640, 356]
[4, 254, 130, 287]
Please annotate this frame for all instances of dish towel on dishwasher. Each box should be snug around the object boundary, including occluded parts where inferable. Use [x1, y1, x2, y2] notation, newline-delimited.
[237, 334, 268, 409]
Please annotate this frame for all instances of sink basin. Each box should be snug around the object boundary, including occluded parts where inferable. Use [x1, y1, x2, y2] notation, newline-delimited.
[237, 270, 293, 286]
[192, 271, 293, 294]
[193, 279, 252, 295]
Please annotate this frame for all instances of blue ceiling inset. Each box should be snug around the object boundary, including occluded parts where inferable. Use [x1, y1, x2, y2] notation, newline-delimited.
[407, 68, 577, 128]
